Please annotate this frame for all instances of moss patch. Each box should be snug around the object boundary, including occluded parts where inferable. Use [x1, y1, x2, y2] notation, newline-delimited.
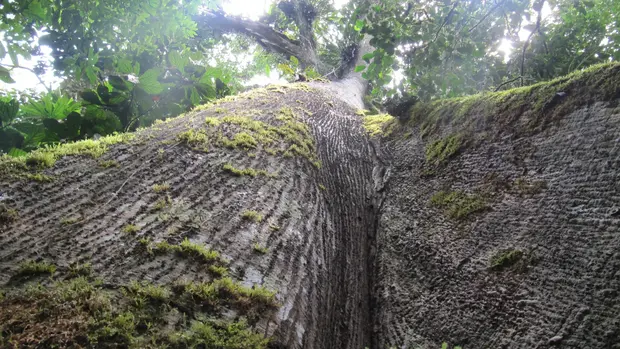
[152, 182, 171, 193]
[252, 243, 268, 254]
[426, 133, 463, 165]
[148, 238, 222, 265]
[99, 160, 119, 168]
[490, 249, 524, 271]
[0, 204, 18, 223]
[0, 275, 274, 349]
[406, 63, 620, 141]
[241, 210, 263, 223]
[17, 260, 57, 276]
[362, 114, 397, 137]
[430, 190, 488, 220]
[122, 224, 139, 235]
[222, 163, 277, 178]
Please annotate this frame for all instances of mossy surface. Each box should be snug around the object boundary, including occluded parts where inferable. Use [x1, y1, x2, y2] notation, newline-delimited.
[405, 62, 620, 141]
[180, 105, 320, 164]
[222, 163, 277, 178]
[362, 114, 397, 137]
[0, 133, 133, 182]
[490, 249, 524, 271]
[425, 134, 463, 165]
[0, 274, 275, 348]
[252, 243, 268, 254]
[241, 210, 263, 223]
[430, 190, 488, 220]
[17, 260, 57, 276]
[148, 238, 222, 265]
[152, 182, 171, 193]
[99, 160, 119, 168]
[0, 204, 18, 223]
[122, 224, 140, 235]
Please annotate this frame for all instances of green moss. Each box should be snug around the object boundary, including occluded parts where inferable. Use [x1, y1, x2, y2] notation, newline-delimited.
[222, 163, 276, 178]
[167, 319, 269, 349]
[208, 265, 228, 277]
[99, 160, 119, 168]
[69, 262, 92, 277]
[184, 277, 277, 308]
[252, 243, 268, 255]
[318, 184, 326, 191]
[25, 133, 134, 169]
[490, 249, 524, 271]
[430, 190, 488, 220]
[425, 133, 463, 165]
[60, 217, 79, 225]
[150, 238, 221, 264]
[17, 260, 57, 276]
[153, 195, 172, 210]
[25, 173, 54, 182]
[408, 63, 620, 140]
[124, 280, 170, 303]
[0, 204, 18, 223]
[269, 223, 280, 231]
[152, 182, 171, 193]
[222, 132, 258, 149]
[122, 224, 139, 235]
[241, 210, 263, 223]
[362, 114, 397, 137]
[25, 152, 55, 168]
[177, 129, 208, 150]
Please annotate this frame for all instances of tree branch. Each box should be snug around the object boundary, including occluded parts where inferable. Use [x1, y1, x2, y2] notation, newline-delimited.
[194, 11, 320, 69]
[494, 76, 523, 91]
[468, 0, 505, 33]
[520, 2, 543, 86]
[0, 63, 53, 93]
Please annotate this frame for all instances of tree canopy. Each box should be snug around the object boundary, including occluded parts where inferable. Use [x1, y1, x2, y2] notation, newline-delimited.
[0, 0, 618, 154]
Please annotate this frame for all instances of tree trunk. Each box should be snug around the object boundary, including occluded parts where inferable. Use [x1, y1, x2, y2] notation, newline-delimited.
[2, 64, 620, 349]
[0, 81, 384, 349]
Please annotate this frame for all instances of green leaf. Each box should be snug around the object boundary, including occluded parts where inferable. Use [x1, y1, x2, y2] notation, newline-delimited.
[0, 97, 19, 124]
[0, 42, 6, 60]
[26, 1, 47, 21]
[290, 56, 299, 66]
[168, 51, 188, 74]
[85, 67, 98, 85]
[362, 53, 374, 63]
[8, 148, 28, 158]
[190, 87, 201, 106]
[354, 65, 366, 72]
[354, 19, 365, 32]
[0, 66, 15, 84]
[117, 58, 134, 74]
[138, 68, 163, 95]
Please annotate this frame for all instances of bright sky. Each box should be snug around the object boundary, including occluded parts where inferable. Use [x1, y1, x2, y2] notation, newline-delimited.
[1, 0, 548, 93]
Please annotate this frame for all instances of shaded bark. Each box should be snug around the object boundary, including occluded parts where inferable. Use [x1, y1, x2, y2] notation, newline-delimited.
[0, 81, 384, 349]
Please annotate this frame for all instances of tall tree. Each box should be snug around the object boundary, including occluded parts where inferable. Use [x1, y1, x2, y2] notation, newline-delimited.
[1, 1, 620, 349]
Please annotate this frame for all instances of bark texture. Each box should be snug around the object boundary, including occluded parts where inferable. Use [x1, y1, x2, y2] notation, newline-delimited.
[375, 63, 620, 348]
[0, 82, 381, 348]
[1, 64, 620, 349]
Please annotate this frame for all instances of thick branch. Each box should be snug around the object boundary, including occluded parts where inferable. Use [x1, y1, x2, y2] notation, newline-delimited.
[194, 11, 320, 69]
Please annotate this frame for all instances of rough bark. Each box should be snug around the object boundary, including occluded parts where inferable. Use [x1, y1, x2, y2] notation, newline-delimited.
[2, 60, 620, 349]
[0, 81, 383, 348]
[374, 63, 620, 348]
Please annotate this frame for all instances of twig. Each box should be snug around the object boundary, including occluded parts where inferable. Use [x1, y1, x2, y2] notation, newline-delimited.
[0, 63, 53, 93]
[520, 2, 544, 86]
[468, 0, 505, 33]
[431, 1, 460, 43]
[494, 76, 523, 91]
